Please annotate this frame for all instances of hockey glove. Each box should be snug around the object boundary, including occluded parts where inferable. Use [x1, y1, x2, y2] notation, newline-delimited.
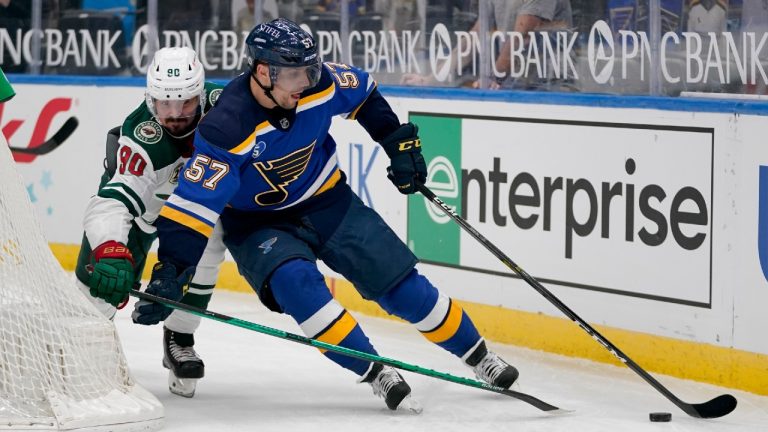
[381, 123, 427, 194]
[89, 241, 135, 307]
[132, 262, 195, 325]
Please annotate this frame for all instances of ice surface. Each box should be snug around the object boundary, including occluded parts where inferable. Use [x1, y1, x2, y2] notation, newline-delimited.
[115, 291, 768, 432]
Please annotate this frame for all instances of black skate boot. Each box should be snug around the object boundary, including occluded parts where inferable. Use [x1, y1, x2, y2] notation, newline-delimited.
[162, 327, 204, 397]
[360, 363, 422, 413]
[465, 341, 519, 389]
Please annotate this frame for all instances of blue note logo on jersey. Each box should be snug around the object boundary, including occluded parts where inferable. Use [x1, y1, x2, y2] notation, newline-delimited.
[758, 166, 768, 283]
[253, 140, 315, 206]
[259, 237, 278, 254]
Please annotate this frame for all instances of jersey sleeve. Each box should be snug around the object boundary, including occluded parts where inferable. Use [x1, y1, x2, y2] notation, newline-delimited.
[203, 81, 225, 111]
[156, 130, 246, 270]
[83, 136, 159, 248]
[323, 62, 378, 119]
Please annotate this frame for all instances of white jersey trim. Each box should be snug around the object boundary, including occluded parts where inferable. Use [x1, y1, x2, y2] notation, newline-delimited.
[167, 194, 219, 225]
[414, 293, 451, 332]
[100, 185, 142, 216]
[300, 299, 345, 338]
[297, 86, 336, 114]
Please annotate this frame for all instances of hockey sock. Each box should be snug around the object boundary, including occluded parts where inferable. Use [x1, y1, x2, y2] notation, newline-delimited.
[376, 269, 482, 358]
[165, 282, 213, 334]
[271, 259, 377, 376]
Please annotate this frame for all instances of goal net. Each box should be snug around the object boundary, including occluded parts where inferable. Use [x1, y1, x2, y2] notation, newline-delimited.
[0, 138, 163, 431]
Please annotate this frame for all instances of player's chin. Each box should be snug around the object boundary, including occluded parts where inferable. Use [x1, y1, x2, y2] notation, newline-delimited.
[162, 120, 193, 135]
[282, 95, 300, 109]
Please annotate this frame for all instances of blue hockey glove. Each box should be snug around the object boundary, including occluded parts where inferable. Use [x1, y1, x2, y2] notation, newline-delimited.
[132, 262, 194, 325]
[381, 123, 427, 194]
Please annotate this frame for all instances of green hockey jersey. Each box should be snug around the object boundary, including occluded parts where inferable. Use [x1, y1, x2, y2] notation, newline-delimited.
[83, 82, 224, 248]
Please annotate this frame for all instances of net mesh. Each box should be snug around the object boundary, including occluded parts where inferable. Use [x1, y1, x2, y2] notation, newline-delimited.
[0, 140, 162, 431]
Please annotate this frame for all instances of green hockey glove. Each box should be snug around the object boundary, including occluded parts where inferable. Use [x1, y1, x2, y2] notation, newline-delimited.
[89, 241, 135, 307]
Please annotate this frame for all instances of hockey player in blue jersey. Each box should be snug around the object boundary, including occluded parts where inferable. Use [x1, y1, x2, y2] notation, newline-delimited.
[131, 18, 519, 411]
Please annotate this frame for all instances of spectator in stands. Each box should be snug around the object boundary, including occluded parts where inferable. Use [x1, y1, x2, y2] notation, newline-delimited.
[490, 0, 572, 89]
[0, 0, 30, 72]
[686, 0, 727, 33]
[373, 0, 470, 32]
[373, 0, 420, 31]
[0, 0, 56, 27]
[401, 0, 573, 89]
[0, 0, 30, 19]
[740, 0, 768, 94]
[316, 0, 366, 15]
[80, 0, 137, 47]
[234, 0, 278, 33]
[135, 0, 212, 33]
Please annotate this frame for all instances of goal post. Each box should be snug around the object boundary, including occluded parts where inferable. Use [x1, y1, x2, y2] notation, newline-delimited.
[0, 136, 163, 431]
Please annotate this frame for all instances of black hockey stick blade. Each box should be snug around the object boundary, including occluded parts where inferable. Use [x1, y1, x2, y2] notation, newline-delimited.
[8, 117, 78, 155]
[688, 394, 738, 419]
[131, 289, 568, 414]
[416, 183, 737, 419]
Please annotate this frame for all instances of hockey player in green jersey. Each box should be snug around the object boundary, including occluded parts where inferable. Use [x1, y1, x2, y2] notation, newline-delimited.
[74, 47, 225, 398]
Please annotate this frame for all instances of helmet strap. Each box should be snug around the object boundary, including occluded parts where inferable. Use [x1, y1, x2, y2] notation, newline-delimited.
[251, 64, 280, 107]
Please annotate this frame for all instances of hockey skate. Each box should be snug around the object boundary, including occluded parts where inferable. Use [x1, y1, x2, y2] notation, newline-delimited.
[361, 363, 422, 413]
[162, 327, 204, 398]
[465, 341, 519, 389]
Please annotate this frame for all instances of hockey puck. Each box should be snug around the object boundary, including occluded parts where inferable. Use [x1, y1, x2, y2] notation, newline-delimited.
[649, 412, 672, 422]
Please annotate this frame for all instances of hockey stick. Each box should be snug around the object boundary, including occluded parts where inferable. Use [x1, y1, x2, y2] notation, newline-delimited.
[416, 184, 737, 419]
[130, 289, 566, 414]
[8, 117, 78, 155]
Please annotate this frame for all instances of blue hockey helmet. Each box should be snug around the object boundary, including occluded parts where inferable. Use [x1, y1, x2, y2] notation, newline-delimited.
[246, 19, 322, 92]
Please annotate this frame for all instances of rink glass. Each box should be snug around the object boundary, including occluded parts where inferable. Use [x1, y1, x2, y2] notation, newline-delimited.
[1, 1, 765, 98]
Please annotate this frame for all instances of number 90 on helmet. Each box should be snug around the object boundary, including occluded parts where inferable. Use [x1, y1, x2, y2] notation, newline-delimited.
[245, 18, 322, 93]
[145, 47, 205, 136]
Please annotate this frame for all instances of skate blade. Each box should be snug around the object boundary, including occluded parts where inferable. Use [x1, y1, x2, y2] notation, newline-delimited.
[168, 372, 198, 398]
[397, 395, 423, 414]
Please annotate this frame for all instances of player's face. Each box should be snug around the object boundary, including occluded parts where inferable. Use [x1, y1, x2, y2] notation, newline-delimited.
[270, 63, 321, 109]
[153, 97, 200, 135]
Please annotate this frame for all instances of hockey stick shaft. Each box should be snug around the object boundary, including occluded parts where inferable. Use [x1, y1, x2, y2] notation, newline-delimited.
[417, 184, 736, 419]
[8, 117, 78, 155]
[130, 289, 564, 413]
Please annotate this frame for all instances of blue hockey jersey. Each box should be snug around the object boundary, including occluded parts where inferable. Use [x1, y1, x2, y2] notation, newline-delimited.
[156, 62, 387, 269]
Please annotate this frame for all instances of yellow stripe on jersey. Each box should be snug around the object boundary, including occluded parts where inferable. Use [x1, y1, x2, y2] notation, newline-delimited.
[313, 168, 341, 197]
[422, 301, 463, 343]
[159, 206, 214, 238]
[299, 83, 335, 107]
[348, 82, 377, 120]
[229, 121, 271, 155]
[315, 311, 358, 353]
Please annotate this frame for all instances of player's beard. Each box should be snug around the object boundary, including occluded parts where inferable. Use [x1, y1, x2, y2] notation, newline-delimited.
[161, 116, 196, 138]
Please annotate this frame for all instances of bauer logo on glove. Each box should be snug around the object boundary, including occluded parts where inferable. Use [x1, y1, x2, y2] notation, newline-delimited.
[88, 240, 135, 307]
